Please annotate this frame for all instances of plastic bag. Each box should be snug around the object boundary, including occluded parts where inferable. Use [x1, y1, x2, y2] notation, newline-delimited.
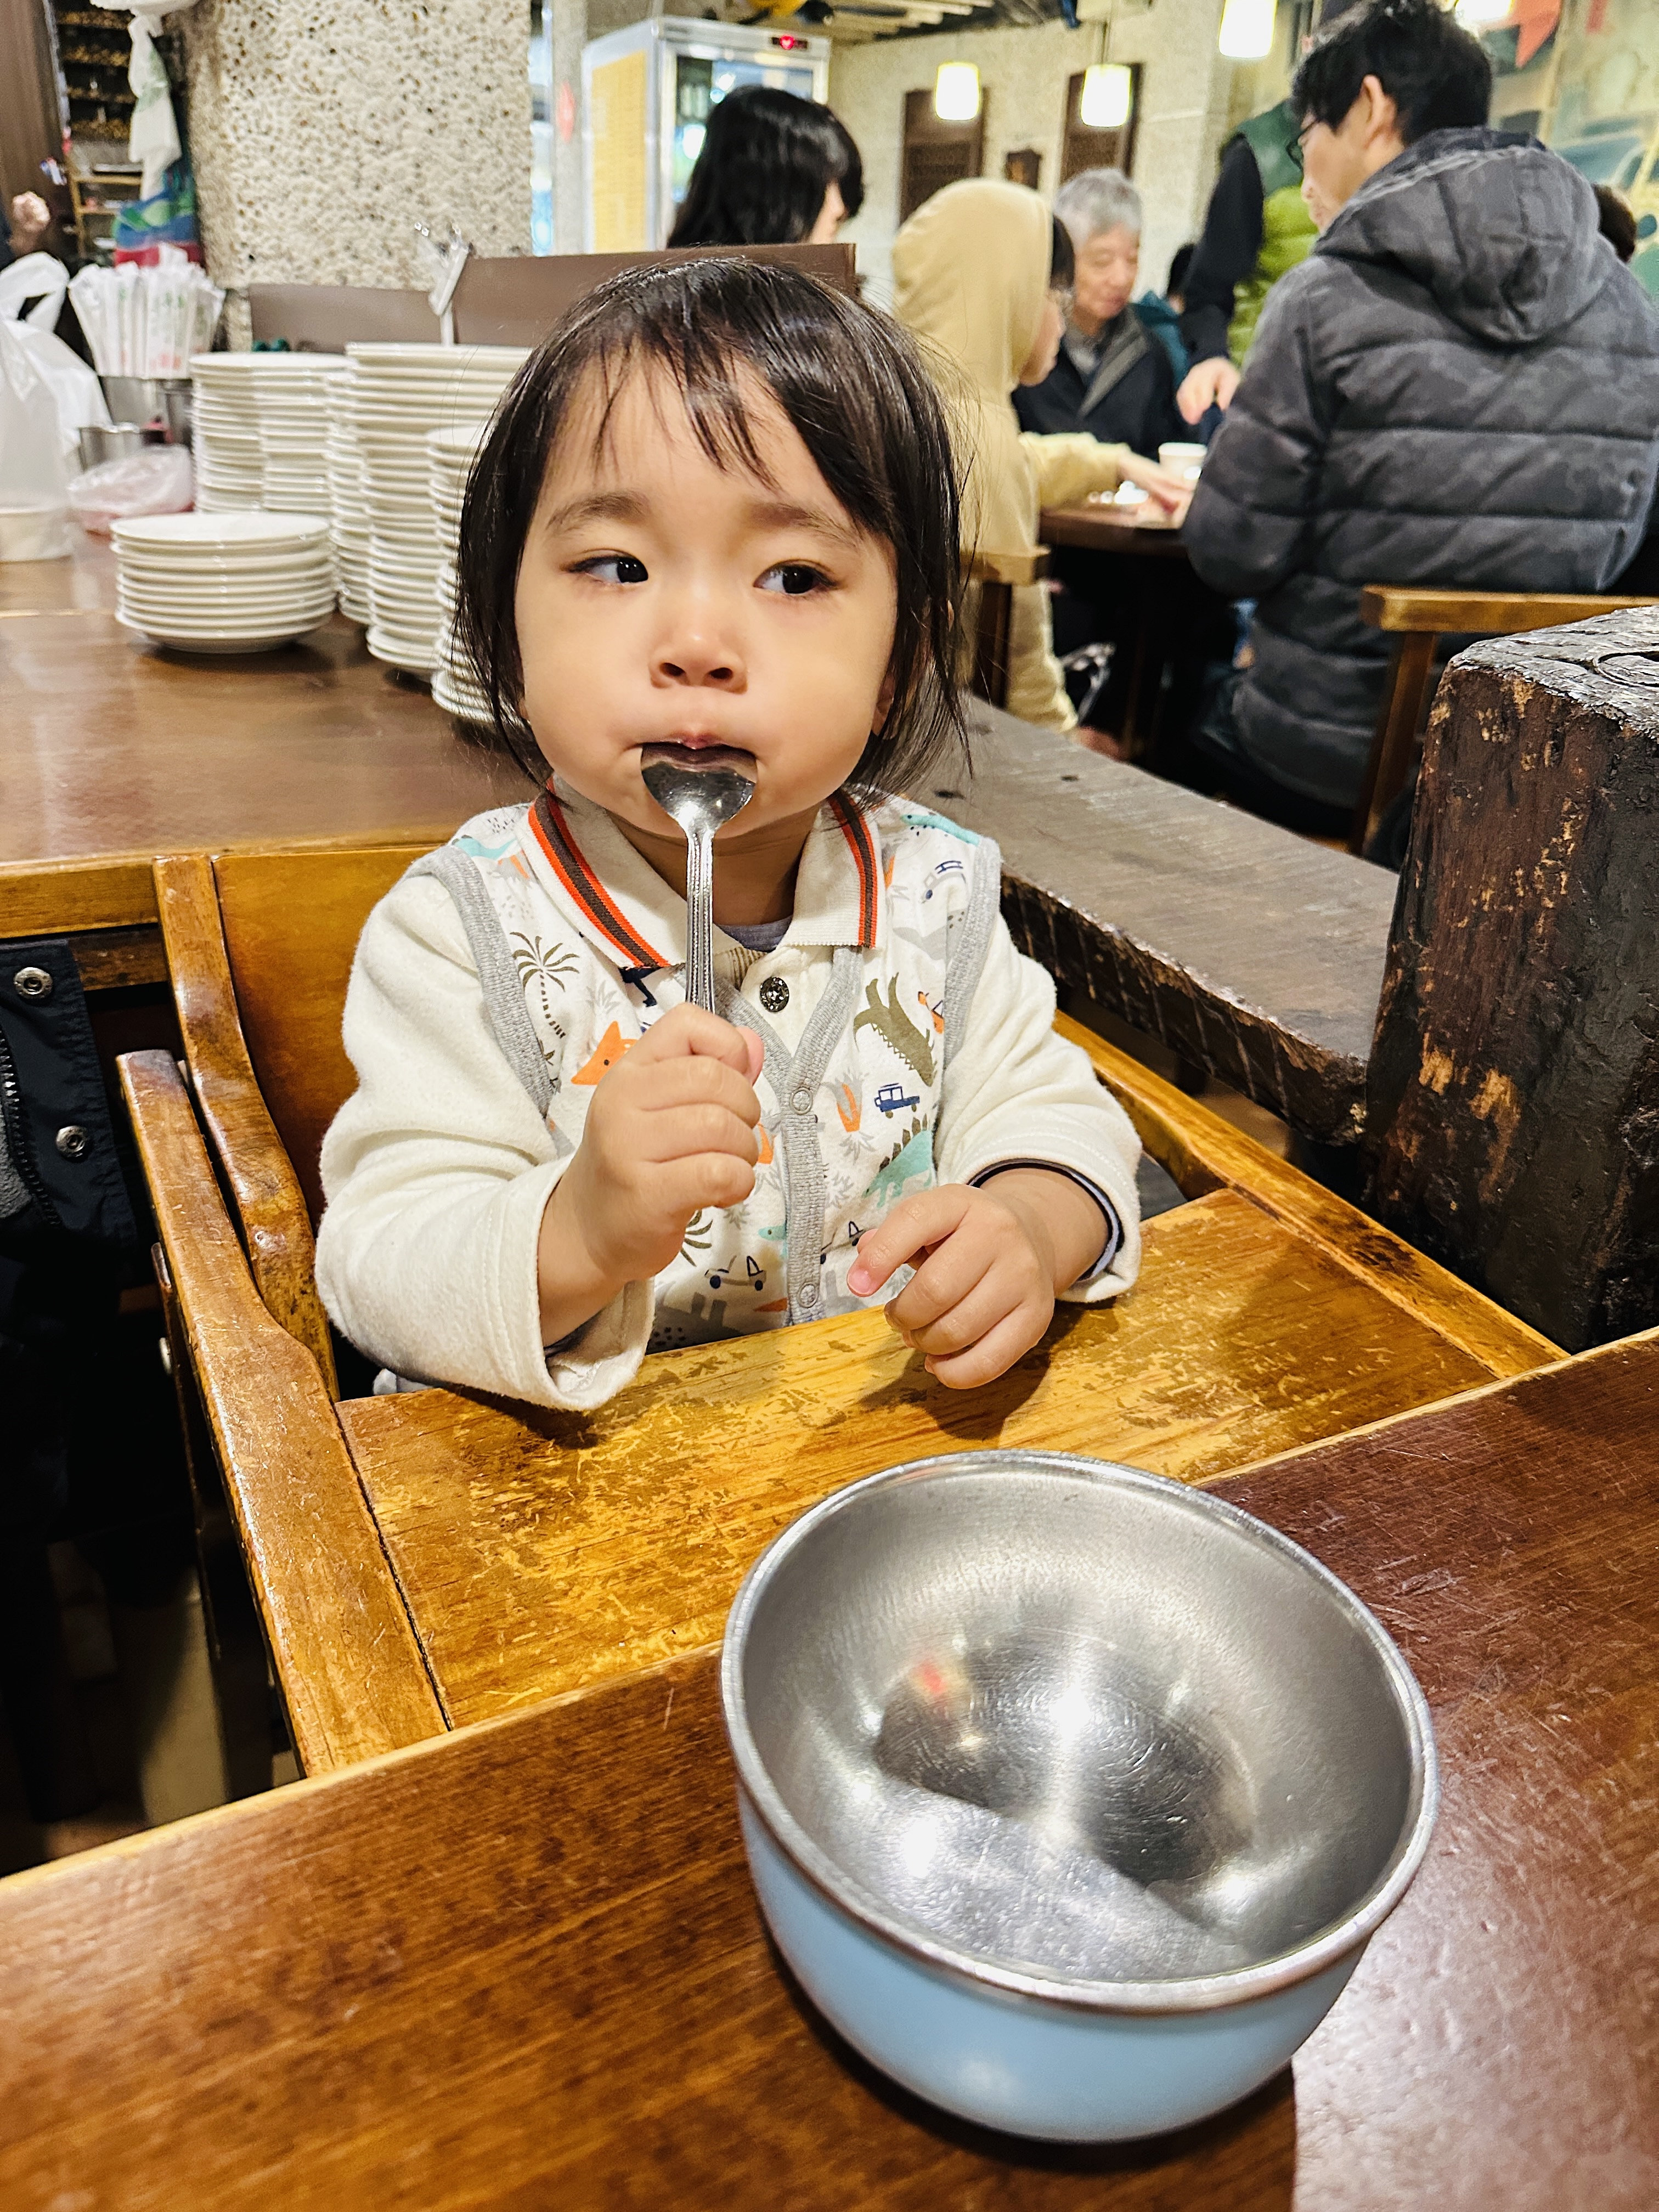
[0, 321, 72, 558]
[67, 446, 193, 534]
[0, 251, 70, 331]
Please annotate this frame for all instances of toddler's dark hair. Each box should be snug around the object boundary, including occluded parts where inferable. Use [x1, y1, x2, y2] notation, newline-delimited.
[454, 257, 966, 801]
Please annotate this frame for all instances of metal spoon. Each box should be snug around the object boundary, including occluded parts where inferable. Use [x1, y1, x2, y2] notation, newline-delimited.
[640, 749, 755, 1011]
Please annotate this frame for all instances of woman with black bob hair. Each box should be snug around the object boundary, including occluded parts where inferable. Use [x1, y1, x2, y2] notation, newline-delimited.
[668, 84, 864, 247]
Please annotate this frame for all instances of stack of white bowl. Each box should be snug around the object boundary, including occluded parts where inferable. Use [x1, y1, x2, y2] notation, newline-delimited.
[111, 511, 336, 654]
[347, 342, 526, 676]
[253, 354, 349, 513]
[427, 422, 494, 729]
[324, 394, 371, 626]
[189, 355, 263, 511]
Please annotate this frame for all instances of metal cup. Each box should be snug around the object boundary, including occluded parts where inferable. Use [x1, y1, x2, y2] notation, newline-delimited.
[78, 423, 149, 471]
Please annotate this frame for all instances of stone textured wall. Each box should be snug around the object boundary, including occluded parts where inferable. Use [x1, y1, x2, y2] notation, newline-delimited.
[180, 0, 531, 329]
[830, 1, 1235, 309]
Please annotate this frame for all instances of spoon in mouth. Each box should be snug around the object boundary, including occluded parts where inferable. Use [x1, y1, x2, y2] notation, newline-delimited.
[640, 745, 756, 1012]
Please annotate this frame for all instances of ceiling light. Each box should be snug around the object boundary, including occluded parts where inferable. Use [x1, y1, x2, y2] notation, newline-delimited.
[1217, 0, 1276, 59]
[933, 62, 980, 122]
[1080, 61, 1133, 129]
[1453, 0, 1513, 23]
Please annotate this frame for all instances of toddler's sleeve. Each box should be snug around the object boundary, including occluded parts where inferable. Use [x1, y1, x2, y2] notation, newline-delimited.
[934, 904, 1142, 1301]
[314, 872, 652, 1407]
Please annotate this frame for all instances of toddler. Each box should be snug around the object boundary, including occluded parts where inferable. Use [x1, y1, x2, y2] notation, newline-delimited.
[316, 260, 1142, 1409]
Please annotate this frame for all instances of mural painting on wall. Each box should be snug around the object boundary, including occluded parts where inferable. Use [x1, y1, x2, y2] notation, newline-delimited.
[1474, 0, 1659, 296]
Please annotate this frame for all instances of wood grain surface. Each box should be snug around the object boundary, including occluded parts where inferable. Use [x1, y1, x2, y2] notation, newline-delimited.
[1063, 1018, 1554, 1380]
[947, 704, 1396, 1142]
[1040, 504, 1190, 556]
[210, 842, 427, 1226]
[118, 1048, 446, 1769]
[1367, 607, 1659, 1349]
[0, 541, 534, 879]
[2, 1330, 1654, 2210]
[1359, 583, 1659, 634]
[154, 852, 341, 1391]
[340, 1188, 1496, 1729]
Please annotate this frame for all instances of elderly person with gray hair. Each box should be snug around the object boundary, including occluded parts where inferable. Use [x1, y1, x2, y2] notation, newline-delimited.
[1013, 169, 1187, 464]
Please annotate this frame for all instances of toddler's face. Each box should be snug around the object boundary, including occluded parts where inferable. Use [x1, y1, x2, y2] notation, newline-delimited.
[515, 366, 899, 870]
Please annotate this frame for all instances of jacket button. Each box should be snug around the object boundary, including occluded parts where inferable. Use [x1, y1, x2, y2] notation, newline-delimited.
[791, 1087, 811, 1114]
[13, 967, 53, 1001]
[758, 974, 789, 1014]
[55, 1125, 89, 1160]
[798, 1283, 819, 1308]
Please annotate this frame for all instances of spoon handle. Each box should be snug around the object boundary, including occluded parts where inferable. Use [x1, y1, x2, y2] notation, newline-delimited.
[685, 827, 715, 1012]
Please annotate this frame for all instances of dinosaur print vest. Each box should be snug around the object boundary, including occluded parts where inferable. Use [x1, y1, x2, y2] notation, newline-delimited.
[422, 786, 1002, 1353]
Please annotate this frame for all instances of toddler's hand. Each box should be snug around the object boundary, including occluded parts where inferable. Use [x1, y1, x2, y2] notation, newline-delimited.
[539, 1004, 763, 1340]
[846, 1171, 1107, 1388]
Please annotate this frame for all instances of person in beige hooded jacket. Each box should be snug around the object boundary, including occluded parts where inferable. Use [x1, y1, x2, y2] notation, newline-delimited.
[893, 179, 1185, 731]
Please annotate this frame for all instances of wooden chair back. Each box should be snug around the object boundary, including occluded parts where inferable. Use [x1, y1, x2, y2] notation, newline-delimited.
[964, 548, 1049, 710]
[449, 242, 856, 347]
[155, 840, 431, 1395]
[1352, 585, 1659, 853]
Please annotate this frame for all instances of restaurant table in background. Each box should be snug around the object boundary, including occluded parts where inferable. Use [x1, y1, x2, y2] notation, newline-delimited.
[1040, 499, 1232, 764]
[1, 1327, 1653, 2207]
[0, 539, 536, 954]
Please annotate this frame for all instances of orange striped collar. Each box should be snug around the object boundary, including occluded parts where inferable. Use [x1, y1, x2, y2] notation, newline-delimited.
[518, 782, 883, 972]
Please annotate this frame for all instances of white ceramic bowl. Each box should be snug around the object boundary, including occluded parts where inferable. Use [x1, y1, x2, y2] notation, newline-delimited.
[722, 1452, 1438, 2142]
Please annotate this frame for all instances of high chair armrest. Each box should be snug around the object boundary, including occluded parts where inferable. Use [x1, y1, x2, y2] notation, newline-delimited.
[1054, 1013, 1558, 1381]
[118, 1047, 446, 1773]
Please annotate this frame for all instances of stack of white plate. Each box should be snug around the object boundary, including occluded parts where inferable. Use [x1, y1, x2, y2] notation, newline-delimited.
[252, 353, 349, 513]
[427, 421, 493, 728]
[347, 342, 526, 676]
[189, 354, 263, 511]
[325, 383, 371, 625]
[111, 511, 336, 653]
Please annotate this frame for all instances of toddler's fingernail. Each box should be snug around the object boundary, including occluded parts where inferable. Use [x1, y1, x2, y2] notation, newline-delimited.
[848, 1263, 872, 1293]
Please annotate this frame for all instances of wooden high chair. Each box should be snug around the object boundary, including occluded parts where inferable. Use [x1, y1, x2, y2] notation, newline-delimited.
[125, 836, 1555, 1782]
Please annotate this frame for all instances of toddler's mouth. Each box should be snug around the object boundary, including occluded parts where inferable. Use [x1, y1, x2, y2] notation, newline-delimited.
[640, 740, 758, 777]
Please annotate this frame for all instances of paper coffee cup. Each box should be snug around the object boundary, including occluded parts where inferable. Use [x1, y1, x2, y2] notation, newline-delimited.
[1158, 442, 1207, 483]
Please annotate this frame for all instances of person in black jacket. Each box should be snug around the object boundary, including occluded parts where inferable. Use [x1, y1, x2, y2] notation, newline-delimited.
[1013, 169, 1186, 459]
[1182, 0, 1659, 836]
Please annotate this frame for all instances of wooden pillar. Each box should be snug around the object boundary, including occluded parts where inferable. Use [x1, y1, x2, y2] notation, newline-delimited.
[1364, 608, 1659, 1351]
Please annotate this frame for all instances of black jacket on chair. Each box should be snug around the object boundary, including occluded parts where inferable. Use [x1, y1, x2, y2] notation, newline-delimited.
[1183, 129, 1659, 810]
[1013, 306, 1187, 459]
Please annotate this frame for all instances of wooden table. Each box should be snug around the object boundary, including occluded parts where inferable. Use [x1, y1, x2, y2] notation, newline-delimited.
[2, 1328, 1652, 2207]
[321, 1150, 1542, 1739]
[1038, 500, 1213, 765]
[0, 540, 534, 949]
[1040, 500, 1190, 561]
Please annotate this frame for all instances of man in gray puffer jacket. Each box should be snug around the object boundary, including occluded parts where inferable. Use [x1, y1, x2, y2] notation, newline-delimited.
[1183, 0, 1659, 828]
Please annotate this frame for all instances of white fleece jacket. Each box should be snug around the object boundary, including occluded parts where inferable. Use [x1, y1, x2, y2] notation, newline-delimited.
[315, 785, 1142, 1409]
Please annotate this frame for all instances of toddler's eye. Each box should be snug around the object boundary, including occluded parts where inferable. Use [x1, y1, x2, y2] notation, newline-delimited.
[759, 562, 830, 596]
[575, 554, 648, 585]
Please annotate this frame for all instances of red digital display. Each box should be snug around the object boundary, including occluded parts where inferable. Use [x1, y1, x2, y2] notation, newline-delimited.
[771, 33, 805, 47]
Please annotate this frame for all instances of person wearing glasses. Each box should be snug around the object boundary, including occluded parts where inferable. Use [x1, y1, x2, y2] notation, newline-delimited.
[1181, 0, 1659, 849]
[1174, 0, 1374, 427]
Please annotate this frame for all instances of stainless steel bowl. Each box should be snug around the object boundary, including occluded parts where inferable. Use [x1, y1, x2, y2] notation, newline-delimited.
[722, 1451, 1437, 2140]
